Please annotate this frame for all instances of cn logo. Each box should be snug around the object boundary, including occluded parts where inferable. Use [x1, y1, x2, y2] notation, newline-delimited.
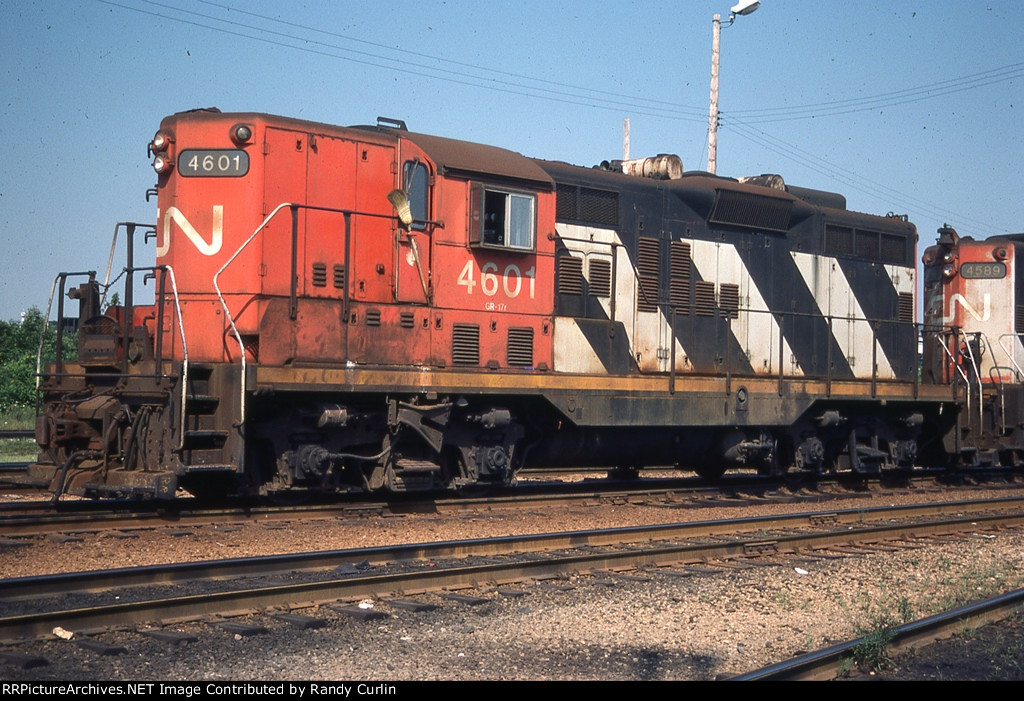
[942, 293, 991, 324]
[156, 206, 224, 257]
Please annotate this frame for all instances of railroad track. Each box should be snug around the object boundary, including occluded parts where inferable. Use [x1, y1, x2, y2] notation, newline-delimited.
[733, 587, 1024, 680]
[2, 497, 1023, 644]
[0, 470, 1000, 536]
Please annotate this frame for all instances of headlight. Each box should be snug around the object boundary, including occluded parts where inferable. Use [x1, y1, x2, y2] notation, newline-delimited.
[231, 124, 253, 144]
[151, 130, 172, 152]
[152, 154, 173, 174]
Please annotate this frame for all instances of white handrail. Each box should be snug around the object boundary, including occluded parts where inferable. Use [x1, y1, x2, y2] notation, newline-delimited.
[212, 203, 296, 427]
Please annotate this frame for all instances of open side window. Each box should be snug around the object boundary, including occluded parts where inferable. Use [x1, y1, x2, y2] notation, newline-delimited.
[470, 183, 536, 251]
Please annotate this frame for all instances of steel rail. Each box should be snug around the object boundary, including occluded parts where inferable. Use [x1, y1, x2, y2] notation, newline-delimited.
[1, 496, 1023, 591]
[731, 587, 1024, 680]
[1, 506, 1022, 640]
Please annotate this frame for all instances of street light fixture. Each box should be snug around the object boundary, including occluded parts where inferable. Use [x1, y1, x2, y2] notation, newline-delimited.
[708, 1, 761, 174]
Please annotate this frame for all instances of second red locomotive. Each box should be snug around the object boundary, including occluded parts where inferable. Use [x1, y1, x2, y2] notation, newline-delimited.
[30, 109, 969, 498]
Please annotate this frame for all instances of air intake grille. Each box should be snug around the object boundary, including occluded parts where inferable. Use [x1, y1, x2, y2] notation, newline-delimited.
[333, 265, 346, 289]
[669, 241, 692, 311]
[695, 281, 716, 317]
[557, 255, 584, 295]
[898, 292, 914, 324]
[636, 237, 661, 313]
[1017, 306, 1024, 334]
[312, 262, 327, 287]
[365, 309, 381, 326]
[579, 187, 619, 226]
[556, 183, 577, 220]
[709, 190, 792, 232]
[720, 283, 740, 319]
[555, 183, 619, 226]
[400, 312, 415, 328]
[589, 258, 611, 297]
[507, 327, 534, 367]
[881, 234, 908, 265]
[452, 324, 480, 365]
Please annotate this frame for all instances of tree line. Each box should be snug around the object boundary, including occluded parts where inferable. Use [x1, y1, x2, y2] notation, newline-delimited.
[0, 308, 77, 410]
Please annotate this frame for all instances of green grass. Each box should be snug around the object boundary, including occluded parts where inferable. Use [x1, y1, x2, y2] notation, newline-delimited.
[0, 439, 36, 462]
[0, 405, 37, 462]
[0, 404, 36, 430]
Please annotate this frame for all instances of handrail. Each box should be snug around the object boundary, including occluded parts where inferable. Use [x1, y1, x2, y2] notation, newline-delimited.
[958, 331, 986, 432]
[996, 333, 1024, 383]
[36, 271, 96, 388]
[213, 203, 403, 427]
[36, 266, 189, 450]
[142, 265, 190, 450]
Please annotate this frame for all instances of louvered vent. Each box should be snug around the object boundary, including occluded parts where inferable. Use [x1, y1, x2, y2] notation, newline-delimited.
[720, 283, 740, 319]
[365, 309, 381, 326]
[312, 262, 327, 287]
[695, 281, 716, 317]
[1017, 306, 1024, 334]
[898, 292, 914, 324]
[589, 258, 611, 297]
[507, 327, 534, 367]
[557, 255, 584, 295]
[452, 324, 480, 365]
[670, 241, 692, 312]
[400, 312, 415, 328]
[333, 265, 346, 289]
[709, 190, 792, 232]
[636, 237, 661, 313]
[556, 183, 578, 220]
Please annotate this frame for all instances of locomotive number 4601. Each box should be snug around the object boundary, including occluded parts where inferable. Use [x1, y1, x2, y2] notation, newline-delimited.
[178, 149, 250, 177]
[457, 260, 536, 299]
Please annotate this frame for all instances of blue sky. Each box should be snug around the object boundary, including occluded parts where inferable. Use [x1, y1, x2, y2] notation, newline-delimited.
[1, 0, 1021, 322]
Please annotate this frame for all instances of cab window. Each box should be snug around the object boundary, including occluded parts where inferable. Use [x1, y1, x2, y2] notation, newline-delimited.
[471, 184, 536, 251]
[403, 160, 429, 230]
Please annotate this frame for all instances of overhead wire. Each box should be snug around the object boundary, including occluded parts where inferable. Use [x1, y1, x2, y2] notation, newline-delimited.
[97, 0, 1015, 233]
[724, 117, 1007, 236]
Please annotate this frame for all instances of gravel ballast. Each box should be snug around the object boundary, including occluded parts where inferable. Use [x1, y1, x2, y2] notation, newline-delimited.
[2, 484, 1023, 680]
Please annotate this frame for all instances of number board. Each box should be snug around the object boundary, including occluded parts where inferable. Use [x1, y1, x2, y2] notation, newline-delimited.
[960, 262, 1006, 279]
[178, 150, 250, 177]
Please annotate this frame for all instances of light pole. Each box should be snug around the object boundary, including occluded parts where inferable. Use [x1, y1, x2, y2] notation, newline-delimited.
[708, 1, 761, 174]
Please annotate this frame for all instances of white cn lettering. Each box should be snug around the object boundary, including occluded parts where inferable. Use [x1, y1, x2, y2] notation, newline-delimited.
[942, 293, 991, 324]
[157, 206, 224, 257]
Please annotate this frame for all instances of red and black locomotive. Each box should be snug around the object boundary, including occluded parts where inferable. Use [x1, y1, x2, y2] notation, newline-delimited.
[27, 109, 1019, 499]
